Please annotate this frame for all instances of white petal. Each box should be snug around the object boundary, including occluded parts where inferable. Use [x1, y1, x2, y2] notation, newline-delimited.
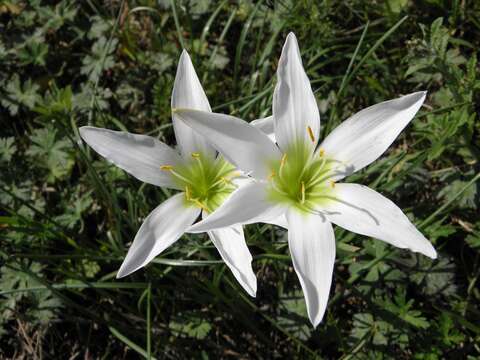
[320, 92, 426, 181]
[80, 126, 182, 189]
[273, 33, 320, 152]
[209, 177, 287, 229]
[251, 116, 276, 142]
[172, 50, 215, 159]
[116, 193, 200, 278]
[174, 109, 281, 179]
[287, 209, 335, 327]
[322, 183, 437, 258]
[188, 181, 284, 233]
[257, 214, 288, 229]
[208, 225, 257, 297]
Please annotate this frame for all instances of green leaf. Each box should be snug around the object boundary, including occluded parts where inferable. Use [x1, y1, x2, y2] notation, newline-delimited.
[276, 290, 311, 341]
[437, 178, 479, 210]
[17, 36, 49, 66]
[37, 2, 78, 31]
[34, 86, 73, 119]
[0, 137, 16, 162]
[169, 313, 212, 340]
[1, 74, 40, 115]
[26, 125, 74, 182]
[410, 257, 457, 298]
[465, 223, 480, 250]
[81, 37, 118, 81]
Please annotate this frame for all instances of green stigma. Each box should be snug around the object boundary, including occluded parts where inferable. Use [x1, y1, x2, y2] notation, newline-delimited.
[161, 153, 239, 213]
[267, 141, 335, 213]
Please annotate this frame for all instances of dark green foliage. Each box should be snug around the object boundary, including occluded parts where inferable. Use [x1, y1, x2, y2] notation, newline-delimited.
[1, 0, 479, 358]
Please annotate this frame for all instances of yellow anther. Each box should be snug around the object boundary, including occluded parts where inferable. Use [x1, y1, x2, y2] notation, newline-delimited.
[191, 152, 201, 158]
[185, 186, 191, 200]
[160, 165, 173, 171]
[319, 148, 325, 157]
[329, 180, 336, 189]
[307, 126, 315, 143]
[268, 170, 276, 180]
[301, 181, 306, 204]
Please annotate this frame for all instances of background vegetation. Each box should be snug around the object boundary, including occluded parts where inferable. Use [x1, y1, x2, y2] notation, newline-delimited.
[1, 0, 479, 358]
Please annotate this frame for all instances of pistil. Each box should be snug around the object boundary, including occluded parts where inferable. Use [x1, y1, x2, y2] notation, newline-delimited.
[267, 143, 336, 210]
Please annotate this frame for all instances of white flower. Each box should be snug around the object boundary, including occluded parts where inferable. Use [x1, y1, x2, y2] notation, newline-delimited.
[174, 33, 437, 326]
[79, 50, 274, 297]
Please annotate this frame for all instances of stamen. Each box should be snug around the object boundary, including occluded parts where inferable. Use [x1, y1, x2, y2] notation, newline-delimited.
[307, 126, 315, 143]
[185, 186, 191, 200]
[160, 165, 173, 171]
[304, 156, 329, 190]
[214, 157, 231, 175]
[216, 168, 238, 180]
[319, 148, 325, 157]
[268, 170, 276, 180]
[306, 173, 332, 190]
[192, 153, 205, 176]
[207, 176, 229, 190]
[192, 198, 209, 212]
[329, 180, 336, 188]
[279, 153, 287, 176]
[270, 179, 288, 196]
[221, 176, 232, 184]
[301, 181, 306, 204]
[319, 155, 327, 168]
[169, 169, 194, 185]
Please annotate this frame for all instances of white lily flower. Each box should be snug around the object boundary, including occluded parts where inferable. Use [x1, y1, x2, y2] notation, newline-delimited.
[174, 33, 437, 326]
[79, 50, 274, 297]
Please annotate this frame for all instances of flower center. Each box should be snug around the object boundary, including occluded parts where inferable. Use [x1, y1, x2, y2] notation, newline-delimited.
[161, 153, 239, 212]
[267, 142, 334, 212]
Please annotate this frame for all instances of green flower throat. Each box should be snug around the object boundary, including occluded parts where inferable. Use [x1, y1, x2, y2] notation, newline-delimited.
[268, 142, 335, 212]
[161, 153, 239, 213]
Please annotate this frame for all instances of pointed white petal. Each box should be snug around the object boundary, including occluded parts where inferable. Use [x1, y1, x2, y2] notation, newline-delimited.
[188, 181, 284, 233]
[273, 32, 320, 152]
[257, 213, 288, 229]
[216, 177, 287, 228]
[172, 50, 215, 158]
[80, 126, 182, 189]
[322, 183, 437, 258]
[287, 209, 335, 327]
[208, 225, 257, 297]
[320, 92, 427, 181]
[174, 109, 281, 179]
[116, 194, 200, 278]
[251, 116, 276, 142]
